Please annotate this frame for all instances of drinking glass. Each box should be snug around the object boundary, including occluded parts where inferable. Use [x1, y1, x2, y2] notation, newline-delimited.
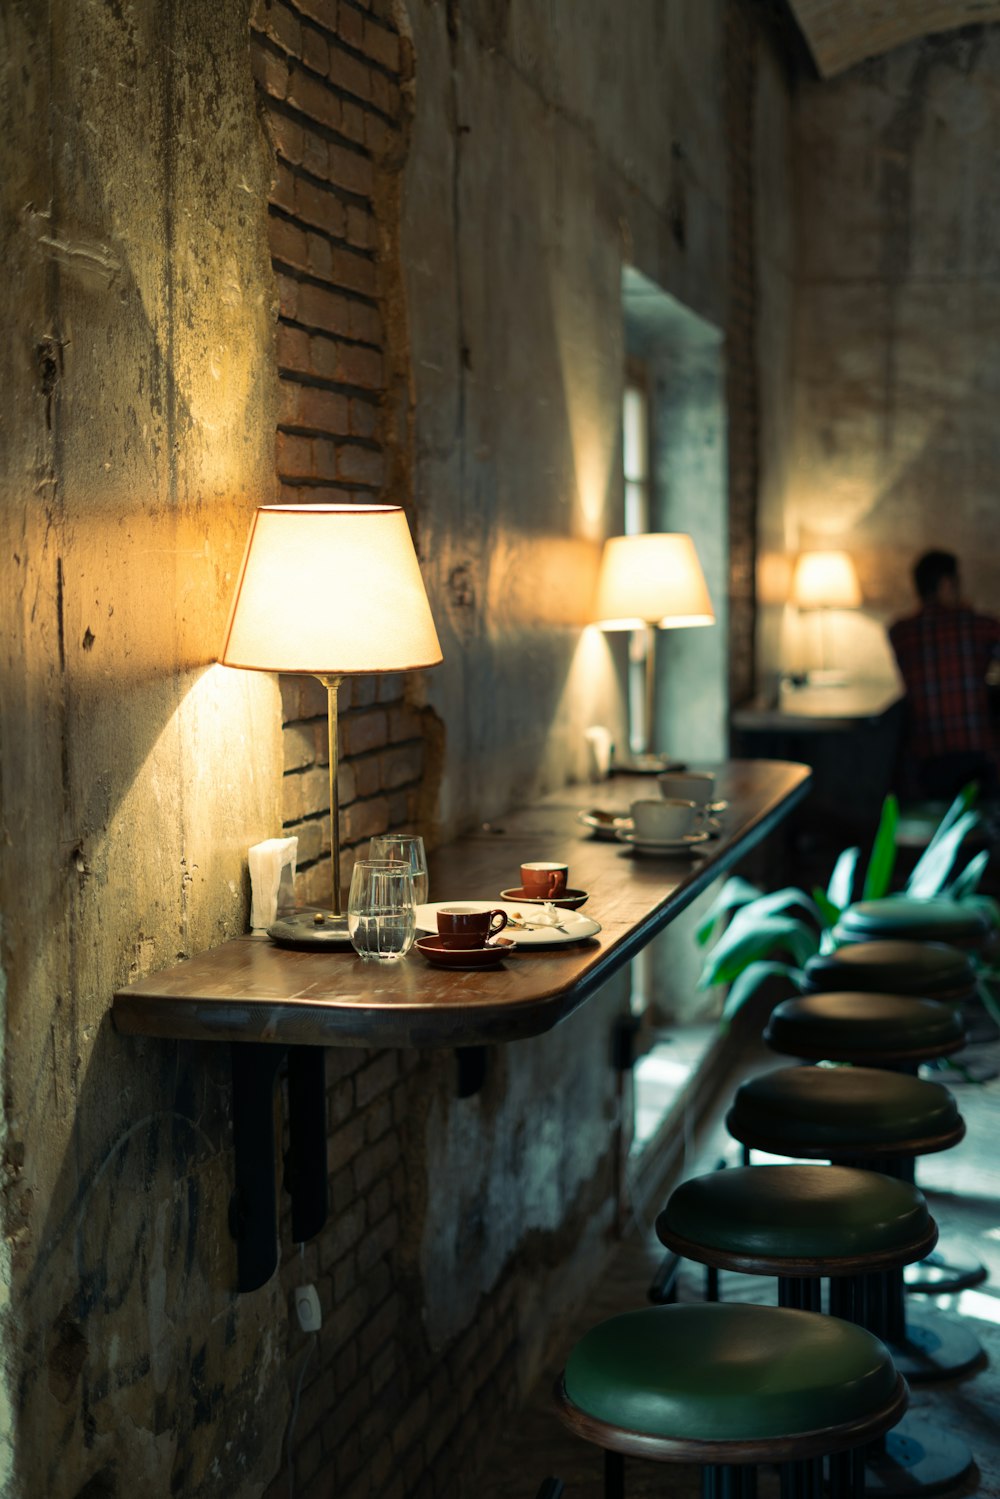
[368, 833, 429, 906]
[348, 860, 416, 963]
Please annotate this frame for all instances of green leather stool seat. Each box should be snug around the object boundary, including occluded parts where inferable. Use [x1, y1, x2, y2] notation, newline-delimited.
[561, 1303, 900, 1443]
[833, 896, 989, 948]
[658, 1164, 934, 1266]
[764, 992, 966, 1064]
[802, 939, 976, 1001]
[727, 1065, 963, 1157]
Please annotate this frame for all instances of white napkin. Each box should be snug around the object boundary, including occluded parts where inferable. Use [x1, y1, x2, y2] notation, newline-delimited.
[248, 837, 298, 930]
[584, 724, 613, 779]
[527, 901, 564, 927]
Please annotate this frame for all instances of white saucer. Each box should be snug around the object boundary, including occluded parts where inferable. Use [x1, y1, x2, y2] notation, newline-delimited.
[617, 829, 712, 854]
[577, 809, 632, 840]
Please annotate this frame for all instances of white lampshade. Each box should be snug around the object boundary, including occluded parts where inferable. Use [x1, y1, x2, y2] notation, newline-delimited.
[791, 550, 861, 610]
[593, 532, 715, 631]
[220, 504, 443, 674]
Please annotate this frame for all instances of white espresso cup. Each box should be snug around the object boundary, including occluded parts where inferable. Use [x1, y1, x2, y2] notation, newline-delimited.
[657, 771, 716, 807]
[631, 798, 703, 840]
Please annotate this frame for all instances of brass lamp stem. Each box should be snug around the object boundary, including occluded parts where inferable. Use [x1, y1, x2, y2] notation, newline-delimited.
[644, 623, 657, 757]
[318, 674, 343, 915]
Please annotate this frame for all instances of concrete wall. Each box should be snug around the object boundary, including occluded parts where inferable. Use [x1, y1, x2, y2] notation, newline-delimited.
[754, 35, 798, 697]
[759, 24, 1000, 686]
[0, 2, 284, 1494]
[403, 0, 733, 837]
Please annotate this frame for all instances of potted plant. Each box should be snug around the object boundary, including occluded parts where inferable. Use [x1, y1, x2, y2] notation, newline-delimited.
[697, 786, 997, 1026]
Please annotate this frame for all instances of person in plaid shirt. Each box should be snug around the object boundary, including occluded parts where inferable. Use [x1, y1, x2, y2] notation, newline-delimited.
[888, 550, 1000, 800]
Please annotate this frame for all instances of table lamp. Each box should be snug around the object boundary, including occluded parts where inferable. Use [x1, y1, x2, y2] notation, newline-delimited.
[593, 532, 714, 762]
[790, 549, 861, 680]
[220, 504, 442, 947]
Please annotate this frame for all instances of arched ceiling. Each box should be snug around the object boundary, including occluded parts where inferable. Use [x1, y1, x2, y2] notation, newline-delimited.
[787, 0, 1000, 77]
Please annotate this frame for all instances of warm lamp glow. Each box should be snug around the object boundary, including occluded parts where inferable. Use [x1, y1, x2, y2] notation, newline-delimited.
[592, 532, 713, 761]
[592, 533, 715, 630]
[221, 504, 443, 673]
[791, 550, 861, 611]
[220, 503, 441, 939]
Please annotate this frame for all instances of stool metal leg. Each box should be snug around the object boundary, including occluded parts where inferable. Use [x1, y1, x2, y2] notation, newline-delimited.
[710, 1465, 756, 1499]
[604, 1449, 624, 1499]
[829, 1446, 862, 1499]
[781, 1458, 818, 1499]
[779, 1276, 821, 1312]
[829, 1274, 865, 1326]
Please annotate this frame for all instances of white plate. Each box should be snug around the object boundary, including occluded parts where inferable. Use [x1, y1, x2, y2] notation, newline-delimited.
[415, 901, 601, 947]
[616, 829, 712, 853]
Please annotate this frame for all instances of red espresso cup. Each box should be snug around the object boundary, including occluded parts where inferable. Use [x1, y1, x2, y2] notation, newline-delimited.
[437, 905, 509, 950]
[520, 862, 568, 898]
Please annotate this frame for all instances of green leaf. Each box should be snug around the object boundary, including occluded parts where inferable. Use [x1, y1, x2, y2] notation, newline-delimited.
[945, 850, 990, 900]
[959, 892, 1000, 930]
[699, 913, 821, 989]
[720, 961, 804, 1025]
[811, 886, 841, 928]
[862, 793, 899, 900]
[915, 784, 979, 864]
[728, 886, 824, 927]
[826, 847, 860, 912]
[905, 811, 980, 898]
[697, 882, 822, 949]
[694, 876, 764, 947]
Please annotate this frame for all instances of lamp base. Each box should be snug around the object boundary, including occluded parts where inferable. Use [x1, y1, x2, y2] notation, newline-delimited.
[267, 908, 353, 950]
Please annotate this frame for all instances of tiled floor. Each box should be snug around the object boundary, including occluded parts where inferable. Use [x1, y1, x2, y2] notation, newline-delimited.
[479, 1035, 1000, 1499]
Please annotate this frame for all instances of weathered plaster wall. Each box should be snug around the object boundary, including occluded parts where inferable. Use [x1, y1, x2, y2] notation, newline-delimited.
[761, 24, 1000, 684]
[0, 2, 284, 1494]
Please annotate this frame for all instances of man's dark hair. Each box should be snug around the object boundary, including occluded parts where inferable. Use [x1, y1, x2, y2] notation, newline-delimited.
[913, 549, 958, 601]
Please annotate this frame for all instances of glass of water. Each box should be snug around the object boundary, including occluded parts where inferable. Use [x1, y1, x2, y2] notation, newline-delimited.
[348, 860, 416, 963]
[368, 833, 429, 906]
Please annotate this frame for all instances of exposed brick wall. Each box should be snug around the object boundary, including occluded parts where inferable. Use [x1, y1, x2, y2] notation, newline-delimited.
[248, 6, 529, 1495]
[262, 1045, 530, 1499]
[251, 0, 430, 909]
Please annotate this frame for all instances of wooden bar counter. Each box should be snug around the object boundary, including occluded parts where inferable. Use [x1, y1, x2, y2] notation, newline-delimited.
[113, 760, 810, 1051]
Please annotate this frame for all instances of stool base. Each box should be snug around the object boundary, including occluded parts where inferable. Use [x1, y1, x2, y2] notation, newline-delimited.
[903, 1238, 987, 1294]
[888, 1305, 984, 1383]
[864, 1415, 975, 1496]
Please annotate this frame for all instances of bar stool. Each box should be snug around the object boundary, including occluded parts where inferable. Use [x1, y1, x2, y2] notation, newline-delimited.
[800, 939, 988, 1292]
[657, 1163, 936, 1323]
[725, 1065, 982, 1384]
[801, 939, 977, 1006]
[555, 1302, 906, 1499]
[655, 1165, 970, 1496]
[832, 896, 990, 952]
[763, 992, 966, 1069]
[827, 910, 995, 1044]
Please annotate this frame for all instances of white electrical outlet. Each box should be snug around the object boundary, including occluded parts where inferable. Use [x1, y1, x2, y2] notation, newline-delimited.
[295, 1283, 322, 1332]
